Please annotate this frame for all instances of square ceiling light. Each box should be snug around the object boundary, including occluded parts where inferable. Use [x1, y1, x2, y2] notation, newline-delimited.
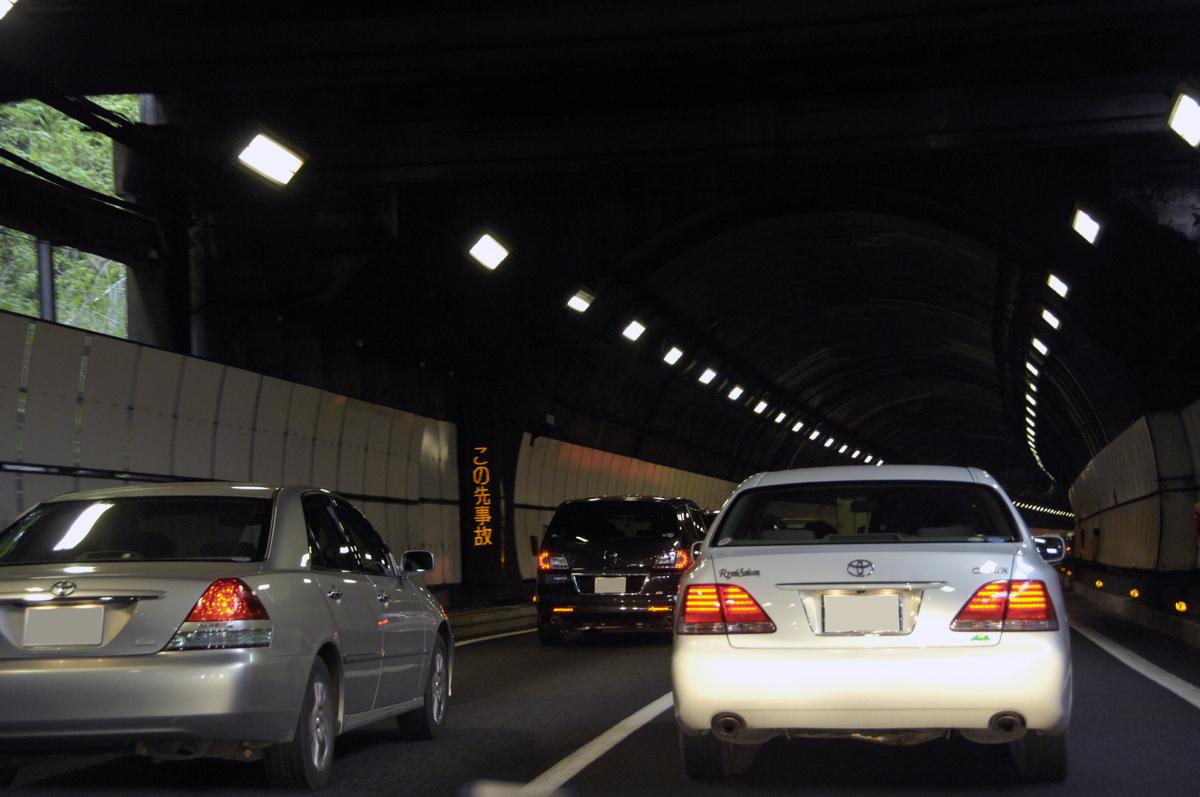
[1071, 208, 1101, 244]
[566, 289, 594, 313]
[1041, 308, 1061, 330]
[1169, 92, 1200, 147]
[753, 401, 768, 415]
[663, 346, 684, 365]
[468, 234, 510, 270]
[1047, 274, 1070, 299]
[727, 386, 744, 401]
[237, 133, 305, 185]
[621, 320, 646, 341]
[698, 368, 717, 385]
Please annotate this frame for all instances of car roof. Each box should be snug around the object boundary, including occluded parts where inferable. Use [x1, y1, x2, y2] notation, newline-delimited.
[38, 482, 292, 502]
[739, 465, 1000, 491]
[557, 495, 699, 508]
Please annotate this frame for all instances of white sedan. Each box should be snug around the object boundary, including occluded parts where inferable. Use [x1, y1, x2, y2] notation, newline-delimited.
[672, 465, 1071, 782]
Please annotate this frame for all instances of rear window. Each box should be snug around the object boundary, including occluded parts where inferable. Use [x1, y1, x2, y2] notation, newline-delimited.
[546, 501, 682, 545]
[0, 497, 273, 565]
[713, 481, 1019, 546]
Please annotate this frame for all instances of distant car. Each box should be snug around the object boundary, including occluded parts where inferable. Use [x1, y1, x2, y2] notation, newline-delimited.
[673, 466, 1071, 782]
[0, 483, 452, 791]
[536, 496, 707, 644]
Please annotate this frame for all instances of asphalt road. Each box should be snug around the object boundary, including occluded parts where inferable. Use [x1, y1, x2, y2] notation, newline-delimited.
[7, 597, 1200, 795]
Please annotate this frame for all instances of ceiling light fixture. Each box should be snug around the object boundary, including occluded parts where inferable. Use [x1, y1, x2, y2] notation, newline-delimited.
[1026, 393, 1037, 406]
[698, 368, 717, 385]
[864, 455, 874, 464]
[1047, 274, 1070, 299]
[809, 429, 822, 441]
[753, 401, 768, 415]
[728, 386, 744, 401]
[774, 412, 787, 424]
[838, 444, 849, 454]
[1041, 308, 1061, 331]
[1071, 208, 1101, 245]
[1169, 91, 1200, 147]
[663, 346, 684, 365]
[1026, 361, 1040, 377]
[237, 133, 306, 186]
[823, 437, 835, 448]
[567, 289, 594, 313]
[0, 1, 18, 22]
[621, 320, 646, 341]
[468, 233, 510, 270]
[792, 421, 805, 433]
[1032, 338, 1049, 356]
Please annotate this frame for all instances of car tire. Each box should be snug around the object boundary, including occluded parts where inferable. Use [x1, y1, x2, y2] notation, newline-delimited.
[264, 658, 336, 791]
[397, 636, 449, 740]
[679, 729, 758, 780]
[1011, 730, 1068, 782]
[0, 756, 18, 788]
[537, 620, 564, 646]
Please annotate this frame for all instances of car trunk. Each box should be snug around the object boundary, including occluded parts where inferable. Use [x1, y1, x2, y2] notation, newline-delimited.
[0, 562, 263, 658]
[707, 543, 1019, 649]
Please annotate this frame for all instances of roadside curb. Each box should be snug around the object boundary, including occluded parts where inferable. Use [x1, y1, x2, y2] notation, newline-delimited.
[449, 604, 537, 641]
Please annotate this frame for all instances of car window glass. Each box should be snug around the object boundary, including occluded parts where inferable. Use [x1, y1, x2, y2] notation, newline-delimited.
[332, 499, 391, 575]
[546, 502, 679, 544]
[302, 494, 359, 571]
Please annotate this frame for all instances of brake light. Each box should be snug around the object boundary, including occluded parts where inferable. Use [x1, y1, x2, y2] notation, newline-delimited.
[653, 547, 692, 570]
[538, 551, 569, 571]
[951, 580, 1057, 632]
[678, 584, 775, 634]
[186, 578, 270, 621]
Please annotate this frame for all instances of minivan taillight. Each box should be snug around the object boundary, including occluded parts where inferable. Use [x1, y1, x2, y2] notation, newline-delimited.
[678, 584, 775, 634]
[653, 548, 692, 570]
[165, 578, 272, 651]
[951, 580, 1058, 632]
[538, 551, 569, 571]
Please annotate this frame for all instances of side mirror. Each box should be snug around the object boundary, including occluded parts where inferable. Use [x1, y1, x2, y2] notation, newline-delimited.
[1034, 535, 1066, 565]
[401, 550, 435, 574]
[690, 541, 704, 561]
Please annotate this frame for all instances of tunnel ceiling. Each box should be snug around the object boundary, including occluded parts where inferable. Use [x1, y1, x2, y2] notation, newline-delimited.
[2, 1, 1200, 510]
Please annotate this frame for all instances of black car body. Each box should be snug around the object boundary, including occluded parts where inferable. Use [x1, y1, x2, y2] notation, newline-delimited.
[535, 496, 707, 644]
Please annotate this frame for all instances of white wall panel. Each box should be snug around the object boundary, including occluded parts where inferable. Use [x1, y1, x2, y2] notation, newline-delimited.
[336, 399, 370, 495]
[311, 393, 346, 488]
[0, 314, 31, 463]
[364, 406, 393, 497]
[21, 473, 76, 509]
[385, 412, 413, 500]
[128, 347, 182, 476]
[79, 335, 137, 471]
[438, 421, 458, 501]
[22, 323, 84, 466]
[1182, 398, 1200, 491]
[213, 367, 260, 481]
[251, 378, 291, 484]
[172, 358, 223, 478]
[282, 385, 321, 484]
[0, 473, 19, 526]
[1069, 418, 1156, 518]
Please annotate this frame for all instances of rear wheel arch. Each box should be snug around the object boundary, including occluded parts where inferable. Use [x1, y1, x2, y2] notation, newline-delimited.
[315, 642, 344, 732]
[436, 621, 453, 696]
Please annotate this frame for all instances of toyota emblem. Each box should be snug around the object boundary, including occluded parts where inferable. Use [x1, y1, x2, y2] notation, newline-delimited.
[846, 559, 874, 578]
[51, 580, 78, 597]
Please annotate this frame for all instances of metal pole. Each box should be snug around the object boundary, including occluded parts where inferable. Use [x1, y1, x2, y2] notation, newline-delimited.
[36, 238, 55, 322]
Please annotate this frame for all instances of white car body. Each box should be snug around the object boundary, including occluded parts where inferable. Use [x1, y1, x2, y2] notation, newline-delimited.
[672, 465, 1072, 779]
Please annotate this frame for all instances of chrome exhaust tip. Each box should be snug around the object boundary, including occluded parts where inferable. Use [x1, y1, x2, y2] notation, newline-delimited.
[711, 713, 746, 741]
[988, 711, 1026, 736]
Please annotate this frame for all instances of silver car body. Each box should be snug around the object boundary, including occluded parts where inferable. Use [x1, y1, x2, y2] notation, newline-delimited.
[0, 483, 452, 757]
[673, 465, 1071, 744]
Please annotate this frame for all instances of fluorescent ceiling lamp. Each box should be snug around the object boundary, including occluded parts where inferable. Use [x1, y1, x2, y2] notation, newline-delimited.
[753, 401, 768, 415]
[237, 133, 305, 185]
[876, 461, 884, 467]
[1047, 274, 1070, 299]
[774, 412, 787, 424]
[567, 289, 594, 313]
[1032, 338, 1049, 356]
[1025, 416, 1036, 429]
[1028, 381, 1039, 393]
[1071, 208, 1101, 244]
[468, 233, 509, 270]
[823, 437, 835, 448]
[698, 368, 717, 385]
[621, 320, 646, 341]
[792, 421, 804, 433]
[851, 449, 861, 459]
[838, 444, 849, 454]
[1026, 361, 1040, 377]
[1026, 393, 1037, 406]
[1041, 308, 1061, 331]
[809, 429, 822, 441]
[1026, 405, 1036, 418]
[727, 386, 744, 401]
[663, 346, 684, 365]
[0, 1, 16, 22]
[864, 455, 874, 464]
[1169, 92, 1200, 147]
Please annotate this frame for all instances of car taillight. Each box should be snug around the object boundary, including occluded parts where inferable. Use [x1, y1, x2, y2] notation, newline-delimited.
[165, 578, 272, 651]
[951, 580, 1058, 632]
[538, 551, 569, 571]
[653, 548, 692, 570]
[677, 584, 775, 634]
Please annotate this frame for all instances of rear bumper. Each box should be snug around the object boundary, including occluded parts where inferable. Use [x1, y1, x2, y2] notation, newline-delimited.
[0, 649, 310, 747]
[672, 633, 1072, 735]
[539, 595, 676, 631]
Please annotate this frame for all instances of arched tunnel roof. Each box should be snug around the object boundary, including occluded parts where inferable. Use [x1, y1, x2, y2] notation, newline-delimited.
[1, 1, 1199, 512]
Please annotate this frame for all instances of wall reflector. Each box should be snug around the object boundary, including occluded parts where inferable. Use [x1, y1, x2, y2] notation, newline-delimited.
[621, 320, 646, 341]
[567, 289, 594, 313]
[468, 233, 510, 270]
[1041, 308, 1061, 331]
[1176, 600, 1189, 613]
[727, 386, 744, 401]
[1129, 588, 1140, 599]
[1094, 580, 1104, 589]
[237, 133, 305, 185]
[1169, 92, 1200, 147]
[698, 368, 717, 385]
[1047, 274, 1070, 299]
[1072, 208, 1101, 244]
[663, 346, 684, 365]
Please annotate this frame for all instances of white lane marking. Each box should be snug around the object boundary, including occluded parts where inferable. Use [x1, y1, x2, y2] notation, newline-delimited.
[455, 628, 536, 647]
[519, 692, 674, 795]
[1071, 619, 1200, 711]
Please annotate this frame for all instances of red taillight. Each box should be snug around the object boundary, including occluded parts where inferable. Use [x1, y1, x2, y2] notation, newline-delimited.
[678, 584, 775, 634]
[538, 550, 568, 571]
[673, 548, 691, 570]
[186, 578, 270, 622]
[951, 580, 1057, 632]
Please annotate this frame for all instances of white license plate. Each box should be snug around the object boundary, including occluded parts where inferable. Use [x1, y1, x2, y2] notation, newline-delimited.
[822, 594, 901, 634]
[593, 577, 627, 594]
[23, 605, 105, 646]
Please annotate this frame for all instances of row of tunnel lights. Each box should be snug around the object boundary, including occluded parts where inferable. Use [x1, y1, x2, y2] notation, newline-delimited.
[1024, 90, 1200, 483]
[1012, 500, 1074, 519]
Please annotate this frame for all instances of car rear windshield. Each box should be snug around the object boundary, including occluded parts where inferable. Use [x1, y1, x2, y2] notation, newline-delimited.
[546, 501, 682, 544]
[713, 481, 1020, 546]
[0, 497, 273, 565]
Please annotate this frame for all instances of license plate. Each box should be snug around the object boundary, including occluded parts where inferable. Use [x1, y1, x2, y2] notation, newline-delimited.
[593, 577, 627, 594]
[822, 594, 901, 634]
[23, 605, 105, 646]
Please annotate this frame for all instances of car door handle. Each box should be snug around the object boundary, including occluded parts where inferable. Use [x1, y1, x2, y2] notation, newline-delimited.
[377, 593, 390, 603]
[326, 589, 343, 601]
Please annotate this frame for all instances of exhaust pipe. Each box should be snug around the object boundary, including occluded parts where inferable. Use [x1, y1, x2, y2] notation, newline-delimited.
[988, 711, 1026, 736]
[711, 713, 746, 741]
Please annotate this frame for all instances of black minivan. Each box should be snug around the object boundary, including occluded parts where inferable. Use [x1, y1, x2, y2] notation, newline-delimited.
[535, 496, 708, 644]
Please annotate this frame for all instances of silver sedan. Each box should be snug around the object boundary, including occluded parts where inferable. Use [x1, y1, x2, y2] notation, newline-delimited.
[0, 482, 452, 791]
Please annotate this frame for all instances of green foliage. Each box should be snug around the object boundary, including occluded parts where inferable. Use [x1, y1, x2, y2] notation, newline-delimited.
[0, 95, 138, 337]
